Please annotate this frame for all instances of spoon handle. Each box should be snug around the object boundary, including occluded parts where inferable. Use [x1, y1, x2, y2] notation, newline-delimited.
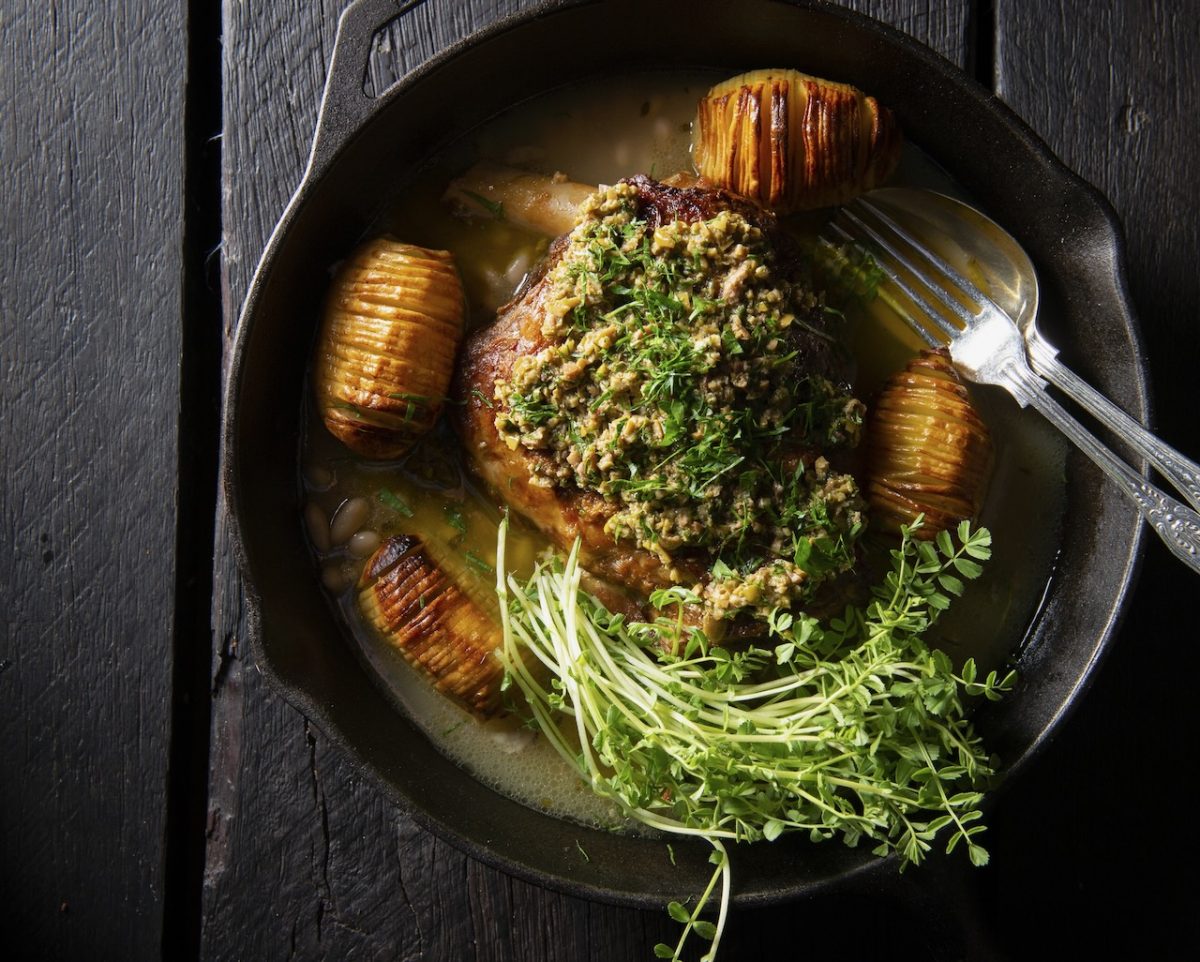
[1026, 329, 1200, 513]
[1004, 364, 1200, 574]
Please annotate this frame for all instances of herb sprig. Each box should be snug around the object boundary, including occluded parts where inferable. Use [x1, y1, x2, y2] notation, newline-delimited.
[496, 517, 1009, 962]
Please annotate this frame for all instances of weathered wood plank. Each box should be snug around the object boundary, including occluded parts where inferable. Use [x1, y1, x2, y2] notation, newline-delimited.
[0, 2, 185, 957]
[982, 1, 1198, 956]
[855, 0, 975, 65]
[202, 1, 975, 959]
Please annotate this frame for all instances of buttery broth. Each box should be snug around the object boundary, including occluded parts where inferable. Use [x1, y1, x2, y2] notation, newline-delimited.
[300, 70, 1066, 829]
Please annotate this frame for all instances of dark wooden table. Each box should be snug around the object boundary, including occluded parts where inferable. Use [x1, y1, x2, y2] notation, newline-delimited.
[4, 1, 1198, 958]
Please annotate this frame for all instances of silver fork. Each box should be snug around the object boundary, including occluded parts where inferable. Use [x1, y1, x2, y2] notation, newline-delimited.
[825, 196, 1200, 575]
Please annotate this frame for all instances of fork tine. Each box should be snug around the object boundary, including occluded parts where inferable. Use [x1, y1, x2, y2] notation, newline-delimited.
[817, 229, 942, 349]
[828, 209, 967, 344]
[855, 198, 1000, 315]
[814, 234, 942, 348]
[830, 212, 960, 347]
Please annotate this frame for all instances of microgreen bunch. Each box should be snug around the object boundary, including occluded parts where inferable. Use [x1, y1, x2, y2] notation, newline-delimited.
[495, 517, 1010, 962]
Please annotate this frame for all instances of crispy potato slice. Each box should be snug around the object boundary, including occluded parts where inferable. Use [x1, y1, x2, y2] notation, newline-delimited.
[694, 68, 901, 211]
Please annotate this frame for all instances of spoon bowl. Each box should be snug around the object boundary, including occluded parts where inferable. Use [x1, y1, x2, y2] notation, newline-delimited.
[867, 187, 1040, 338]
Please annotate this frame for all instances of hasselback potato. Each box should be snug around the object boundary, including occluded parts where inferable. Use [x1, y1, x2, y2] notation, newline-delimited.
[358, 534, 506, 717]
[314, 238, 465, 459]
[865, 350, 992, 538]
[693, 68, 901, 211]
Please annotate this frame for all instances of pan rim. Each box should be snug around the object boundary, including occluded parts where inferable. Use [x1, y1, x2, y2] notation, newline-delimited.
[221, 0, 1148, 908]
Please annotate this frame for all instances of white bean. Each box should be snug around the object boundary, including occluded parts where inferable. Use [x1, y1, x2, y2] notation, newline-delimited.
[504, 250, 534, 290]
[304, 502, 331, 552]
[329, 497, 369, 546]
[320, 562, 350, 593]
[347, 530, 381, 559]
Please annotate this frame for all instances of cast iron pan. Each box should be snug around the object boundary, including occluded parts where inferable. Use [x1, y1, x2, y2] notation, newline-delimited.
[222, 0, 1147, 936]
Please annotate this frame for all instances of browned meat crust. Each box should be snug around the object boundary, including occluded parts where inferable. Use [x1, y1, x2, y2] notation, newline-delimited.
[624, 173, 764, 228]
[453, 262, 705, 600]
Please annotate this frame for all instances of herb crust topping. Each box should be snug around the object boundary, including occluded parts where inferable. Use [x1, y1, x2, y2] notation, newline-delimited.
[493, 181, 867, 617]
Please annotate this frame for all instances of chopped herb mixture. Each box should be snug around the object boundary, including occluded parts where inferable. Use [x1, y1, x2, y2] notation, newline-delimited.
[493, 183, 866, 617]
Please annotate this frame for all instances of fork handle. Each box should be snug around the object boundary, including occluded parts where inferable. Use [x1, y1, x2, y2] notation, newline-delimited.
[1005, 365, 1200, 573]
[1026, 332, 1200, 512]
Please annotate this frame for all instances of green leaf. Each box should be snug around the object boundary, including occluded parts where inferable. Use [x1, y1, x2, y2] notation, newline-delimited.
[330, 400, 363, 419]
[693, 920, 717, 940]
[917, 541, 939, 567]
[653, 944, 675, 959]
[771, 610, 794, 634]
[952, 557, 983, 579]
[938, 574, 965, 596]
[667, 901, 690, 923]
[963, 528, 992, 559]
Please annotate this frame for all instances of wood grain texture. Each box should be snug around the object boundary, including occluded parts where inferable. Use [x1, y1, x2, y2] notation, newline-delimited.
[854, 0, 975, 65]
[200, 2, 1042, 960]
[0, 2, 185, 958]
[980, 2, 1199, 956]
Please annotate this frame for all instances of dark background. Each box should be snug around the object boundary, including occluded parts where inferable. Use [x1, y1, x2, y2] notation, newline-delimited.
[2, 0, 1197, 958]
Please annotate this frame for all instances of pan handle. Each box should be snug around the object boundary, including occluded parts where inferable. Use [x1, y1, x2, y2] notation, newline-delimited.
[306, 0, 436, 178]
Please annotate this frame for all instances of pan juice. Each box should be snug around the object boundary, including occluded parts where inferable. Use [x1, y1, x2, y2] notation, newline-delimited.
[300, 69, 1067, 829]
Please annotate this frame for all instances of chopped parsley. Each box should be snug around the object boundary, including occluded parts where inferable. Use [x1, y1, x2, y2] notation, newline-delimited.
[464, 550, 495, 577]
[443, 503, 468, 538]
[377, 487, 413, 517]
[461, 189, 505, 220]
[330, 400, 364, 419]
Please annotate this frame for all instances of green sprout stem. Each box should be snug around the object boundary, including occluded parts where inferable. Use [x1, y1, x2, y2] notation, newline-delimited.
[495, 515, 1006, 961]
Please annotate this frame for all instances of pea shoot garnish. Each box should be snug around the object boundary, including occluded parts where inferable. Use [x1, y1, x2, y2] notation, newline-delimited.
[496, 517, 1009, 962]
